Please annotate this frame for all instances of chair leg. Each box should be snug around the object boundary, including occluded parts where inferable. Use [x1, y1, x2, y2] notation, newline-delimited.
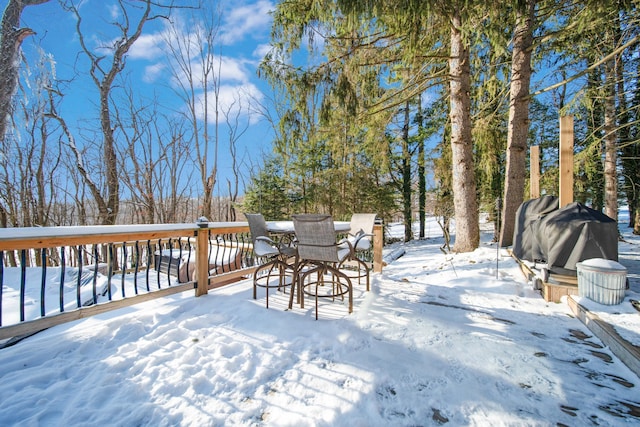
[288, 260, 305, 310]
[265, 280, 269, 308]
[354, 257, 370, 292]
[326, 264, 352, 314]
[288, 271, 296, 309]
[255, 259, 294, 309]
[297, 263, 352, 319]
[315, 281, 319, 320]
[296, 264, 322, 311]
[339, 256, 370, 292]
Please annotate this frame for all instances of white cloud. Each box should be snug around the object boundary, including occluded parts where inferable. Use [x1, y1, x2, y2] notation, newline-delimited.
[129, 33, 165, 60]
[123, 3, 269, 128]
[217, 56, 251, 83]
[108, 4, 119, 20]
[142, 62, 166, 83]
[194, 83, 264, 124]
[219, 0, 274, 45]
[252, 43, 272, 59]
[166, 54, 251, 90]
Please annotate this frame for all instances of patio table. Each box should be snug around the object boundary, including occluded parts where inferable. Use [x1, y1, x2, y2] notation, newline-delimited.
[266, 220, 350, 235]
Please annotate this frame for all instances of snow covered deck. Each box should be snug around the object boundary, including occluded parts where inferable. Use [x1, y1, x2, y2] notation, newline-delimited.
[0, 221, 385, 342]
[510, 225, 640, 382]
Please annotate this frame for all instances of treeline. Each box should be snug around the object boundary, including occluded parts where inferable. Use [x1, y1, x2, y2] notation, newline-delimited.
[243, 0, 640, 251]
[1, 1, 639, 254]
[0, 0, 253, 227]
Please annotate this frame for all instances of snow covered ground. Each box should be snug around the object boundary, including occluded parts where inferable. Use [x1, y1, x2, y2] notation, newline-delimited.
[0, 215, 639, 426]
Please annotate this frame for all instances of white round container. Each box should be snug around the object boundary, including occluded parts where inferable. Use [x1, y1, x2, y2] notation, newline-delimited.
[576, 258, 627, 305]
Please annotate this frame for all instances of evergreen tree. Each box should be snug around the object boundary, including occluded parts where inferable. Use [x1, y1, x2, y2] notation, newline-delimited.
[241, 157, 290, 220]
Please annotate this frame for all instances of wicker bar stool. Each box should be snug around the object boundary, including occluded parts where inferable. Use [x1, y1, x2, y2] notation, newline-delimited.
[245, 213, 298, 309]
[289, 214, 353, 320]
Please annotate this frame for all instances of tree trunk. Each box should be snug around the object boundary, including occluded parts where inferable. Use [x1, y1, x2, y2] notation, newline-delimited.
[100, 87, 119, 225]
[618, 41, 636, 230]
[66, 0, 154, 225]
[603, 40, 617, 222]
[0, 0, 50, 141]
[417, 95, 426, 239]
[499, 0, 535, 247]
[449, 10, 479, 252]
[402, 100, 412, 242]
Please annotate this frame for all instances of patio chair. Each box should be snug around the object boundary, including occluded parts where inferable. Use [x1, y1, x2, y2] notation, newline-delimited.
[290, 214, 353, 320]
[338, 213, 376, 291]
[245, 213, 298, 309]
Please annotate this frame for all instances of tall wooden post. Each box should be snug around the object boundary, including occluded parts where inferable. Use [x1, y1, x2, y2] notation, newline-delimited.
[373, 223, 383, 273]
[559, 116, 574, 207]
[530, 145, 540, 199]
[196, 228, 209, 296]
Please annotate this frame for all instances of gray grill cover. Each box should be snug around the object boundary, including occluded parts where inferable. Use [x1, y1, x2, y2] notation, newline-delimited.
[535, 202, 618, 276]
[512, 196, 559, 262]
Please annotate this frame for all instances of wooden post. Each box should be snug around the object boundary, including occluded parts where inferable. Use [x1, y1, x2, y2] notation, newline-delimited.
[559, 116, 574, 207]
[373, 223, 383, 273]
[530, 145, 540, 199]
[195, 228, 209, 296]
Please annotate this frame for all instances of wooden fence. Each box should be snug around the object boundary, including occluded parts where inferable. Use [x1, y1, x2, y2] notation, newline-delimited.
[0, 222, 384, 341]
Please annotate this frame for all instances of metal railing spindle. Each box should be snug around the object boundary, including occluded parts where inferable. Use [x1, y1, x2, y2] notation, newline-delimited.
[121, 243, 127, 298]
[19, 250, 26, 322]
[146, 240, 151, 292]
[166, 238, 174, 288]
[92, 245, 99, 305]
[134, 242, 140, 295]
[59, 248, 65, 312]
[40, 248, 47, 317]
[76, 246, 83, 308]
[156, 239, 162, 289]
[107, 244, 113, 301]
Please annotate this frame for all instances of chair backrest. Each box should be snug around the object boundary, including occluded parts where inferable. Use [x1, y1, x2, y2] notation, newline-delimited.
[245, 213, 269, 244]
[349, 213, 377, 236]
[292, 214, 340, 263]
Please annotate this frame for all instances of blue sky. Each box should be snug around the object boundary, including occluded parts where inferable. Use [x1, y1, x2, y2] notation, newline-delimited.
[14, 0, 278, 193]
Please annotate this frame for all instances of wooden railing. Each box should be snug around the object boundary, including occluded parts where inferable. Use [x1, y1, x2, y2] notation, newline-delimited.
[0, 222, 384, 341]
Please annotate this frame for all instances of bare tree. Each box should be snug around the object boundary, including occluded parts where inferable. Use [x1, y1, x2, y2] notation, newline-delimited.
[116, 86, 195, 224]
[0, 0, 51, 141]
[163, 4, 222, 220]
[0, 0, 50, 234]
[0, 133, 20, 227]
[115, 87, 158, 223]
[20, 53, 62, 228]
[152, 116, 196, 223]
[45, 83, 95, 225]
[0, 44, 61, 230]
[223, 94, 251, 221]
[60, 0, 177, 225]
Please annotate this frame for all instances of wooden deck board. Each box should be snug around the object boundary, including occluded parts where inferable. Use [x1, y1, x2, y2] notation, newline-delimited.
[511, 250, 640, 380]
[567, 296, 640, 380]
[509, 249, 578, 302]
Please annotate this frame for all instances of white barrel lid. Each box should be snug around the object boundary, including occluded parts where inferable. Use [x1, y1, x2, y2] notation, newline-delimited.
[577, 258, 626, 271]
